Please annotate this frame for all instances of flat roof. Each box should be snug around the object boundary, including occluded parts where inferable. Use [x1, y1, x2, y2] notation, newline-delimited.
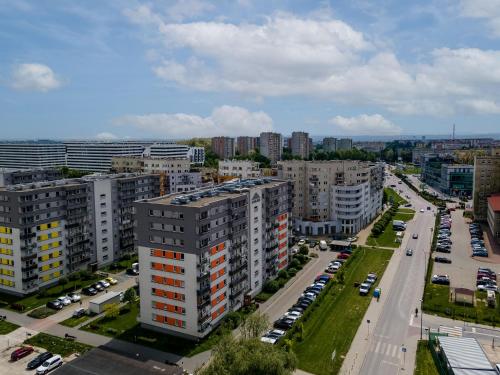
[438, 336, 495, 373]
[89, 291, 121, 305]
[487, 194, 500, 212]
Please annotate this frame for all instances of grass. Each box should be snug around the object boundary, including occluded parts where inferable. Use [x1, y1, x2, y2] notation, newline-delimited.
[1, 274, 100, 312]
[401, 164, 421, 175]
[414, 341, 439, 375]
[394, 211, 415, 222]
[366, 224, 400, 248]
[101, 255, 138, 274]
[24, 333, 92, 357]
[385, 187, 407, 205]
[28, 306, 58, 319]
[291, 247, 393, 375]
[81, 302, 256, 357]
[0, 320, 20, 334]
[60, 314, 93, 328]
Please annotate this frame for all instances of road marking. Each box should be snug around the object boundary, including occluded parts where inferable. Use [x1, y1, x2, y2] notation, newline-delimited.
[386, 343, 393, 356]
[392, 345, 398, 358]
[472, 327, 476, 333]
[375, 341, 381, 353]
[409, 314, 414, 326]
[380, 342, 386, 355]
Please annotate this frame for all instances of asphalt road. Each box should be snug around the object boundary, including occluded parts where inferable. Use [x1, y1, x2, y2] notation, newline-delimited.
[358, 173, 435, 375]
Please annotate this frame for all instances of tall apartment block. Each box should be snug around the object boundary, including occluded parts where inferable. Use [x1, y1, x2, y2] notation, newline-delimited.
[211, 137, 235, 159]
[0, 168, 62, 187]
[0, 142, 66, 169]
[65, 141, 146, 172]
[0, 173, 161, 295]
[323, 137, 337, 153]
[260, 132, 282, 165]
[218, 160, 262, 179]
[134, 178, 291, 339]
[290, 132, 312, 159]
[473, 149, 500, 220]
[278, 160, 383, 235]
[336, 138, 353, 151]
[236, 137, 258, 156]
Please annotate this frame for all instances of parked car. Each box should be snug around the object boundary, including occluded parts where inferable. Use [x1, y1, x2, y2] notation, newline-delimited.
[67, 292, 81, 303]
[35, 354, 62, 374]
[72, 308, 86, 318]
[82, 287, 97, 296]
[420, 208, 425, 212]
[260, 329, 286, 345]
[27, 352, 53, 370]
[431, 275, 450, 285]
[273, 318, 294, 330]
[92, 283, 104, 292]
[46, 300, 63, 310]
[297, 239, 306, 246]
[11, 346, 34, 361]
[435, 248, 451, 253]
[126, 268, 139, 276]
[434, 257, 452, 264]
[57, 296, 71, 306]
[412, 233, 418, 239]
[319, 240, 328, 250]
[338, 253, 350, 260]
[359, 283, 371, 295]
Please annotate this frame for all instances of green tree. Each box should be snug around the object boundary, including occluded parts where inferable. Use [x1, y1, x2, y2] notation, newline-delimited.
[104, 303, 120, 319]
[298, 245, 309, 256]
[263, 280, 280, 293]
[58, 277, 68, 286]
[239, 311, 269, 340]
[123, 287, 137, 305]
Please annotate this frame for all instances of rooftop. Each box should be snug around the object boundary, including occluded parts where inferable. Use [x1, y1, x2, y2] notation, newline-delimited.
[438, 336, 495, 374]
[487, 194, 500, 212]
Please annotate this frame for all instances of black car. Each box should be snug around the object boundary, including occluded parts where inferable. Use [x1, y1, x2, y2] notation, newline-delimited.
[293, 302, 310, 310]
[288, 306, 305, 314]
[435, 248, 451, 253]
[46, 300, 63, 310]
[432, 276, 450, 285]
[273, 318, 294, 330]
[297, 296, 314, 305]
[27, 352, 53, 369]
[435, 257, 452, 264]
[92, 283, 104, 291]
[82, 287, 97, 296]
[126, 268, 139, 276]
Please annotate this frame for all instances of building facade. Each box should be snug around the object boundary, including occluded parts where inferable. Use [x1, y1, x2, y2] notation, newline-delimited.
[290, 132, 311, 159]
[473, 149, 500, 220]
[323, 138, 337, 153]
[112, 156, 191, 175]
[487, 194, 500, 245]
[336, 138, 353, 151]
[134, 178, 291, 339]
[236, 137, 258, 156]
[168, 173, 203, 193]
[146, 143, 205, 164]
[0, 168, 62, 187]
[211, 137, 235, 159]
[218, 160, 261, 179]
[278, 160, 383, 235]
[422, 155, 473, 197]
[260, 132, 282, 165]
[0, 142, 66, 169]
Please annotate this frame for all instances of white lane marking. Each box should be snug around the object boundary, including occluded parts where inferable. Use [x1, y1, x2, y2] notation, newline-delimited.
[386, 343, 393, 356]
[380, 342, 386, 355]
[409, 314, 414, 326]
[472, 327, 476, 333]
[392, 345, 398, 358]
[375, 341, 381, 354]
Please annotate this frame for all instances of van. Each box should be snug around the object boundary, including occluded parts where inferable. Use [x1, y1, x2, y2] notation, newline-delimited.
[36, 354, 62, 374]
[319, 240, 328, 251]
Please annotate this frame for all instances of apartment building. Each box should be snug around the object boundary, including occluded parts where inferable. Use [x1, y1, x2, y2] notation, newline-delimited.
[290, 132, 312, 159]
[111, 156, 191, 175]
[236, 137, 258, 156]
[0, 168, 62, 187]
[0, 142, 66, 169]
[473, 149, 500, 220]
[168, 173, 203, 193]
[211, 137, 235, 159]
[323, 137, 337, 153]
[422, 155, 473, 197]
[65, 141, 146, 172]
[278, 160, 383, 235]
[260, 132, 282, 165]
[146, 143, 205, 164]
[337, 138, 353, 151]
[218, 160, 261, 179]
[487, 194, 500, 244]
[134, 178, 291, 339]
[0, 173, 161, 295]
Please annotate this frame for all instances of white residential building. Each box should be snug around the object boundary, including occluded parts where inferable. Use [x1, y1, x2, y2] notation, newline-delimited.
[218, 160, 261, 179]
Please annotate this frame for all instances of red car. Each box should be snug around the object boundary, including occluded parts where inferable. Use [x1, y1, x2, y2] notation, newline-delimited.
[10, 346, 34, 361]
[338, 253, 350, 260]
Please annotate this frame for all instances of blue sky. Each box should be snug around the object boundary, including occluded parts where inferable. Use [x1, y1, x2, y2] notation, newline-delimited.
[1, 0, 500, 139]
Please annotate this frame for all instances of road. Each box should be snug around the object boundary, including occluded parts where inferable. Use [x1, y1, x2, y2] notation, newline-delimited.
[343, 171, 436, 375]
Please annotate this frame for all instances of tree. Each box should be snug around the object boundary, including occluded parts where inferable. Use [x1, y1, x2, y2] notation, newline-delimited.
[239, 311, 269, 340]
[263, 280, 280, 293]
[197, 332, 297, 375]
[104, 303, 120, 319]
[298, 245, 309, 256]
[123, 287, 137, 305]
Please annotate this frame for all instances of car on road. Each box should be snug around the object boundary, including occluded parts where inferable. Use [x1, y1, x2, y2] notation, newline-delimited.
[67, 292, 81, 303]
[406, 248, 413, 256]
[404, 203, 412, 207]
[11, 346, 34, 361]
[297, 239, 306, 246]
[434, 257, 452, 264]
[431, 275, 450, 285]
[46, 300, 63, 310]
[420, 208, 425, 212]
[57, 296, 72, 306]
[412, 233, 418, 239]
[72, 308, 86, 318]
[359, 283, 371, 295]
[319, 240, 328, 250]
[35, 354, 62, 374]
[82, 286, 98, 296]
[105, 277, 118, 285]
[27, 352, 53, 370]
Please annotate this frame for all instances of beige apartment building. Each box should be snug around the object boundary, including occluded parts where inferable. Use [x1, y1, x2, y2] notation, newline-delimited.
[278, 160, 384, 235]
[218, 160, 261, 179]
[473, 149, 500, 220]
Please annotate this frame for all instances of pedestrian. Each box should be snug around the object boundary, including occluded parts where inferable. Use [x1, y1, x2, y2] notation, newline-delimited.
[79, 300, 82, 306]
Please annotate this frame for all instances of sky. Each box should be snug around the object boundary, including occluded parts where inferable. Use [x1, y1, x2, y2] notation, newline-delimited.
[1, 0, 500, 140]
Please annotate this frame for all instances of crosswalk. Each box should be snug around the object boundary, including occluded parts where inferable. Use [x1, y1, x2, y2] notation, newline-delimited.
[368, 341, 405, 360]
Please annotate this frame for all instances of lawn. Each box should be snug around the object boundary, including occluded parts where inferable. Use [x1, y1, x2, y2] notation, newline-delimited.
[27, 306, 58, 319]
[385, 187, 407, 205]
[101, 255, 138, 274]
[81, 302, 256, 357]
[291, 247, 393, 375]
[394, 210, 415, 222]
[366, 224, 400, 248]
[401, 164, 421, 175]
[414, 341, 439, 375]
[0, 320, 19, 334]
[24, 333, 92, 357]
[60, 314, 93, 328]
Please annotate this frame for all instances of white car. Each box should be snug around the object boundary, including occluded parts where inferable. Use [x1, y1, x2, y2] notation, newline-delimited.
[36, 354, 62, 374]
[98, 280, 110, 288]
[66, 293, 81, 303]
[260, 329, 286, 345]
[57, 296, 71, 306]
[291, 247, 299, 255]
[301, 292, 317, 300]
[285, 310, 302, 319]
[359, 283, 371, 295]
[298, 240, 306, 246]
[420, 208, 425, 212]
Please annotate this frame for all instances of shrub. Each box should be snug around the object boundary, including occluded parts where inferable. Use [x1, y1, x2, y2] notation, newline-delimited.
[10, 303, 25, 312]
[121, 253, 132, 261]
[79, 270, 92, 280]
[106, 327, 118, 335]
[288, 268, 297, 277]
[68, 273, 80, 282]
[58, 277, 68, 286]
[278, 278, 287, 288]
[263, 280, 280, 294]
[278, 270, 288, 280]
[299, 245, 309, 256]
[224, 312, 242, 329]
[104, 303, 120, 319]
[289, 258, 300, 269]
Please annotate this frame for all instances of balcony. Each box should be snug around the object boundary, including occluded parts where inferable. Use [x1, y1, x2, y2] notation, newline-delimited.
[22, 264, 37, 272]
[196, 257, 209, 267]
[197, 285, 210, 296]
[22, 274, 38, 282]
[197, 271, 210, 282]
[20, 232, 35, 240]
[21, 253, 37, 261]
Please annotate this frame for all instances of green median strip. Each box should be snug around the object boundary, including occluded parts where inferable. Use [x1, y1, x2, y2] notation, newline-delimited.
[287, 247, 393, 375]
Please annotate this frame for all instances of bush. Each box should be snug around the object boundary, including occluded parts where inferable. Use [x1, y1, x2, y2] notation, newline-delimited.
[278, 278, 287, 288]
[288, 268, 297, 277]
[79, 270, 92, 280]
[121, 253, 132, 261]
[106, 327, 118, 335]
[263, 280, 280, 294]
[68, 273, 80, 282]
[10, 303, 25, 312]
[224, 312, 242, 329]
[58, 277, 68, 286]
[289, 258, 300, 269]
[28, 307, 54, 319]
[299, 245, 309, 256]
[278, 270, 288, 280]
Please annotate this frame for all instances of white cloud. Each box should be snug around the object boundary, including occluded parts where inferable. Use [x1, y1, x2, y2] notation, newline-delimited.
[96, 132, 118, 140]
[114, 105, 273, 138]
[124, 9, 500, 116]
[11, 63, 62, 92]
[167, 0, 214, 22]
[329, 114, 402, 135]
[460, 0, 500, 37]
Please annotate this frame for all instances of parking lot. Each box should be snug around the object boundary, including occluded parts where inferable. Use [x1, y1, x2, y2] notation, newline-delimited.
[433, 209, 500, 291]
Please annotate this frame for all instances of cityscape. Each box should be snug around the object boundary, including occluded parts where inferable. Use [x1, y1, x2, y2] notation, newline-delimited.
[1, 2, 500, 375]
